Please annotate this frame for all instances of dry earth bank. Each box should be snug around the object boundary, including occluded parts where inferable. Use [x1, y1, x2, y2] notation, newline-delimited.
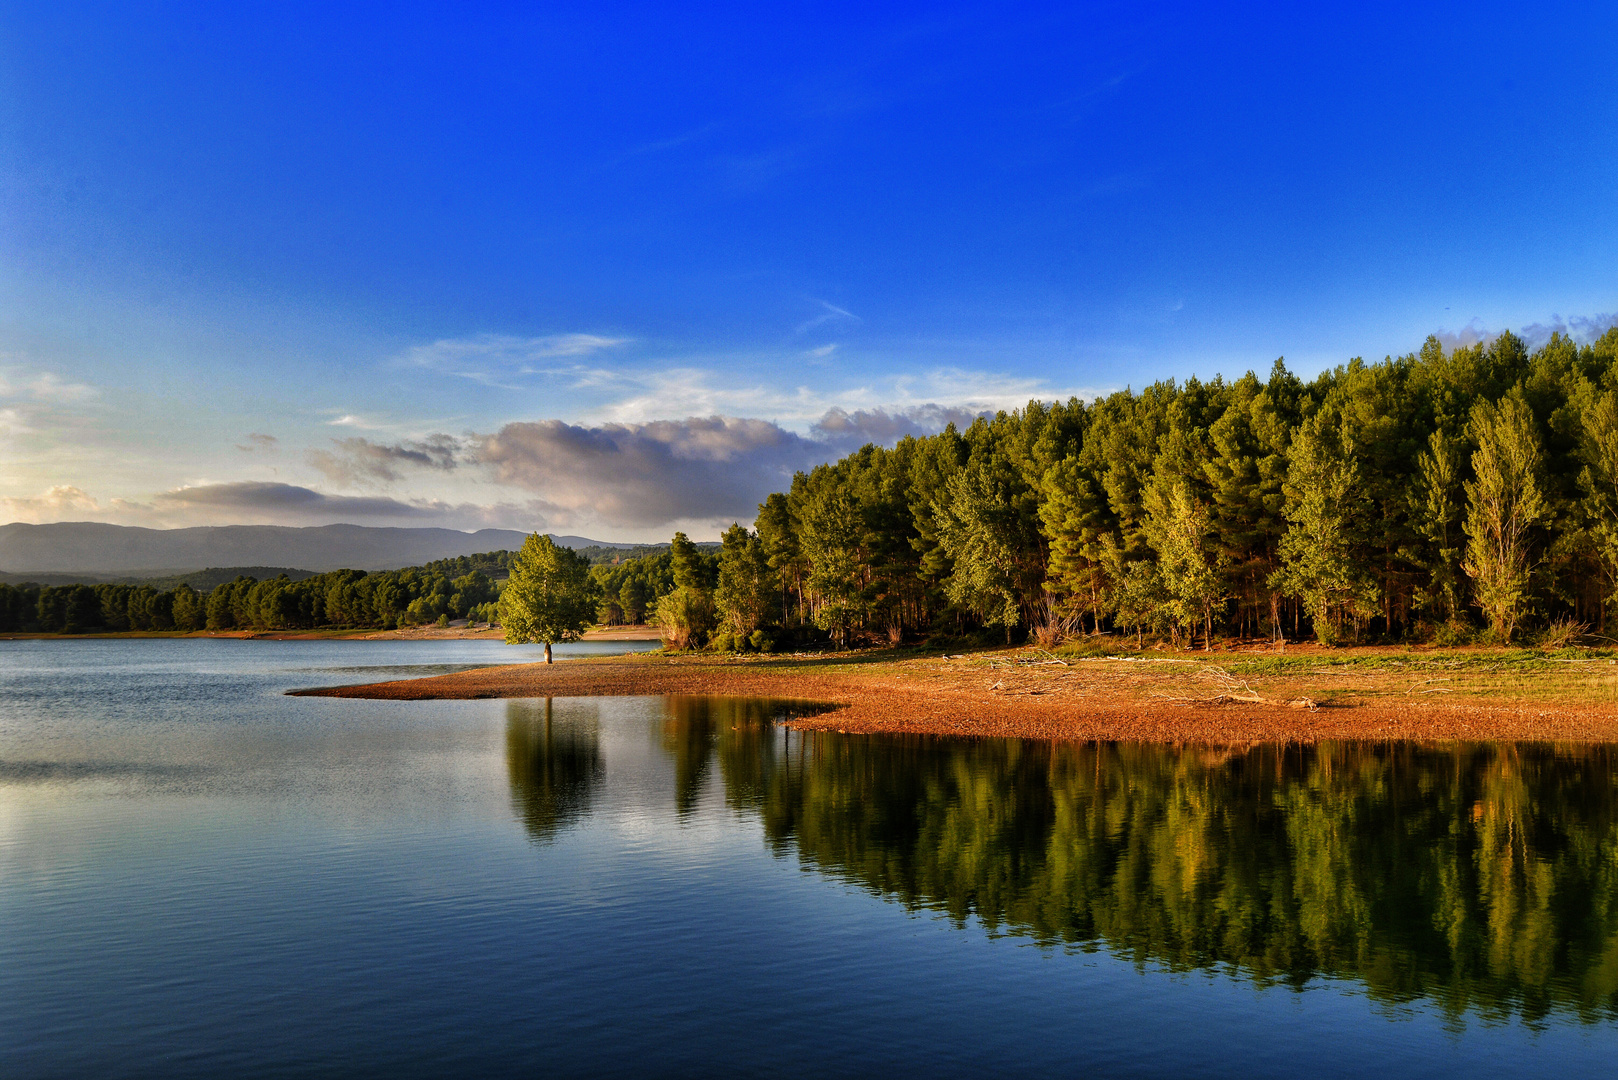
[289, 643, 1618, 743]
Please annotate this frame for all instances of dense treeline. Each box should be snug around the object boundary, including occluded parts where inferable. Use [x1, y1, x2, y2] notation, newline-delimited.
[713, 328, 1618, 647]
[0, 565, 500, 633]
[423, 543, 677, 583]
[0, 539, 704, 635]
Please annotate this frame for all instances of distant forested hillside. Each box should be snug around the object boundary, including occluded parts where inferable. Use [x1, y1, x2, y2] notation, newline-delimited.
[0, 522, 633, 576]
[0, 542, 692, 634]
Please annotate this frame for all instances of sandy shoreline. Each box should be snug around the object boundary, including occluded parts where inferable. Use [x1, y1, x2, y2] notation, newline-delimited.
[0, 625, 665, 642]
[288, 647, 1618, 743]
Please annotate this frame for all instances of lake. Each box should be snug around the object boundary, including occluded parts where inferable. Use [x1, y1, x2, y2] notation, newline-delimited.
[3, 638, 1617, 1077]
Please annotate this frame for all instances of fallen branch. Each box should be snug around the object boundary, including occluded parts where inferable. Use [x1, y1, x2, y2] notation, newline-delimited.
[1153, 690, 1318, 710]
[1075, 656, 1197, 664]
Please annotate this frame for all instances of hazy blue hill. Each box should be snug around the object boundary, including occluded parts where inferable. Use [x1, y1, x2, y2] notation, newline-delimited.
[0, 522, 632, 576]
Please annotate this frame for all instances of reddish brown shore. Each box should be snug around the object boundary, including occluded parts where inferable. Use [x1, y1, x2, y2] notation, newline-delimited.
[289, 646, 1618, 743]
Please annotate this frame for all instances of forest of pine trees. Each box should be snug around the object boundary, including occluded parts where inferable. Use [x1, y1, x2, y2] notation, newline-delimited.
[709, 328, 1618, 648]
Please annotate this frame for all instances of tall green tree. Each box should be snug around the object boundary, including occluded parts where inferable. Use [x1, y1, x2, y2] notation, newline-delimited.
[1574, 383, 1618, 628]
[1142, 476, 1225, 650]
[1272, 410, 1380, 643]
[755, 491, 804, 626]
[800, 487, 866, 647]
[714, 523, 777, 638]
[499, 533, 598, 663]
[1414, 427, 1466, 622]
[932, 459, 1043, 641]
[1463, 395, 1548, 641]
[1038, 456, 1110, 634]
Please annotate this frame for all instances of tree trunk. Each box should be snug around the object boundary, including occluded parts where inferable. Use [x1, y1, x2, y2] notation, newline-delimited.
[544, 641, 553, 664]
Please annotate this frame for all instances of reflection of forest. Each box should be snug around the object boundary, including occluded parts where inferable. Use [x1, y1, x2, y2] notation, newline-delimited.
[512, 696, 1618, 1023]
[506, 699, 604, 842]
[712, 719, 1618, 1023]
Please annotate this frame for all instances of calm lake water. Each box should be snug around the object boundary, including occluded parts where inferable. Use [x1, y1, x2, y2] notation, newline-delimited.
[3, 639, 1618, 1077]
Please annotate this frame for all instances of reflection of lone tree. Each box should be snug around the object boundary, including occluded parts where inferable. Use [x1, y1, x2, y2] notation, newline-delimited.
[505, 699, 604, 843]
[499, 533, 598, 662]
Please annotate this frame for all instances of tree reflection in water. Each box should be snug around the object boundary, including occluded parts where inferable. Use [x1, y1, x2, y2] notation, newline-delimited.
[512, 696, 1618, 1024]
[505, 699, 604, 843]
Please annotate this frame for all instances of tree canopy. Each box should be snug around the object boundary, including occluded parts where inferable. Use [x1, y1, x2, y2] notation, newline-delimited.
[499, 533, 598, 661]
[723, 327, 1618, 647]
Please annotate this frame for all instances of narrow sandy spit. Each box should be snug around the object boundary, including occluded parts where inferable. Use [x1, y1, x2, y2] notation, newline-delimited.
[288, 649, 1618, 744]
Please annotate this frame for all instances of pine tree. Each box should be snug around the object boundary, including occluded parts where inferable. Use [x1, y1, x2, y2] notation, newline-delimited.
[932, 459, 1041, 641]
[1142, 475, 1226, 650]
[1463, 395, 1548, 641]
[1037, 456, 1109, 633]
[1272, 411, 1380, 643]
[1573, 384, 1618, 628]
[801, 487, 865, 647]
[715, 523, 777, 638]
[755, 491, 804, 627]
[1414, 427, 1465, 623]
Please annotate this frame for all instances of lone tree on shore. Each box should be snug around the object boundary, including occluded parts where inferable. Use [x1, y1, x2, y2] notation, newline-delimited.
[499, 533, 597, 663]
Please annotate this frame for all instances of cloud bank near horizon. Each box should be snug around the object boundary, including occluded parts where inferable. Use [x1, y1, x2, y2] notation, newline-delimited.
[1, 404, 995, 538]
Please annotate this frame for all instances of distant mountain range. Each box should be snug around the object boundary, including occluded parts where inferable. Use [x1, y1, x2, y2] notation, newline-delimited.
[0, 522, 631, 577]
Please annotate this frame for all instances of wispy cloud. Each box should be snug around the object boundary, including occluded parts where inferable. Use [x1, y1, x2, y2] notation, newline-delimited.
[0, 364, 99, 407]
[795, 300, 860, 335]
[589, 363, 1096, 427]
[0, 364, 103, 454]
[400, 333, 631, 388]
[325, 413, 392, 430]
[24, 372, 98, 403]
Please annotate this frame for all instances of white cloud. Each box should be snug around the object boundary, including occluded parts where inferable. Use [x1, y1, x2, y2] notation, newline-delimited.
[474, 405, 996, 530]
[1, 485, 102, 522]
[594, 367, 819, 424]
[0, 406, 36, 440]
[811, 405, 988, 445]
[477, 417, 811, 528]
[325, 413, 391, 429]
[0, 362, 98, 404]
[1434, 310, 1618, 353]
[1518, 312, 1618, 349]
[25, 372, 98, 403]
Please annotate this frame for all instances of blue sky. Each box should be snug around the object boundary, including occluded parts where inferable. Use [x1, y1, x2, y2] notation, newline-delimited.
[3, 1, 1616, 541]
